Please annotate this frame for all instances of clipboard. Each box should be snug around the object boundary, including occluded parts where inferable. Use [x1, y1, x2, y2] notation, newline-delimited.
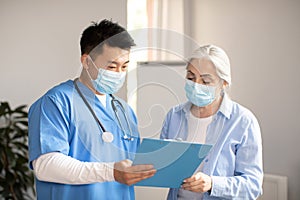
[133, 138, 212, 188]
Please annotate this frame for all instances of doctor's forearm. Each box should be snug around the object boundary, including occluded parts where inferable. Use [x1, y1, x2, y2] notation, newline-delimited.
[32, 152, 115, 184]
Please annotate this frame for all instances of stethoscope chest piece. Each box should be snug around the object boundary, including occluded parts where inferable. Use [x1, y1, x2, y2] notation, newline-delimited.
[102, 131, 114, 143]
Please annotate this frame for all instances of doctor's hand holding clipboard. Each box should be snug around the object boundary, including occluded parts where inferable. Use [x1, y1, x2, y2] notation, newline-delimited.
[114, 159, 156, 186]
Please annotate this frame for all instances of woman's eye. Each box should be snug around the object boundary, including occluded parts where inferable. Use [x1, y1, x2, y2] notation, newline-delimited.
[202, 80, 210, 85]
[186, 74, 195, 80]
[107, 66, 116, 69]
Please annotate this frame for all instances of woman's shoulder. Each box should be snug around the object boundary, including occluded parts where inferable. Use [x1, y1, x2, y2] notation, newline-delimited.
[162, 102, 191, 121]
[231, 100, 259, 124]
[169, 101, 191, 113]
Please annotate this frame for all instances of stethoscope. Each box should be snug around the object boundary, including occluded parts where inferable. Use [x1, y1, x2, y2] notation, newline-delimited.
[74, 78, 134, 143]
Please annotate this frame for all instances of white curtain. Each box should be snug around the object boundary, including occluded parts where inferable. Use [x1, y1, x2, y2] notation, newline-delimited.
[146, 0, 185, 61]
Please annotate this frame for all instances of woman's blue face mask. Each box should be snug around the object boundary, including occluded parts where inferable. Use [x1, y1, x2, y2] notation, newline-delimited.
[184, 79, 216, 107]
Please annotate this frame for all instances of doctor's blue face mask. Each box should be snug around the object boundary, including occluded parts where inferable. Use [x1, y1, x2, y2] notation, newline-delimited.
[184, 79, 217, 107]
[87, 56, 126, 94]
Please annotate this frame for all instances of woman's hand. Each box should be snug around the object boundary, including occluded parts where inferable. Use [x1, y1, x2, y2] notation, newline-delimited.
[182, 172, 212, 193]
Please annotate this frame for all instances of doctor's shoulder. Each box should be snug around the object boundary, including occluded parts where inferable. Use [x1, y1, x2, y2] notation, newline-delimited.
[29, 80, 74, 112]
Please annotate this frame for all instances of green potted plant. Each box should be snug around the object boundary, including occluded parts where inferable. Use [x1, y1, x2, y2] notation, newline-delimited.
[0, 101, 35, 200]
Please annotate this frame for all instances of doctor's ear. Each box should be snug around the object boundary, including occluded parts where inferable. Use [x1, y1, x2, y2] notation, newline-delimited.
[81, 54, 89, 69]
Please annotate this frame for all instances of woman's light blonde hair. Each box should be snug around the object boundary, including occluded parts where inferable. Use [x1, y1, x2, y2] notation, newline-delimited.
[189, 44, 231, 86]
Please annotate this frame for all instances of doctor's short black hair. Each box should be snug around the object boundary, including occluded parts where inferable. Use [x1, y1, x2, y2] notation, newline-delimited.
[80, 19, 135, 56]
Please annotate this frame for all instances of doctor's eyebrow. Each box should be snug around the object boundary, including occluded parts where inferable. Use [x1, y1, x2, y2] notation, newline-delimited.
[107, 60, 130, 65]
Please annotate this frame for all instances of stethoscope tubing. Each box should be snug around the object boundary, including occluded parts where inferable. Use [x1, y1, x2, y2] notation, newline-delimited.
[74, 78, 107, 132]
[74, 78, 133, 141]
[110, 95, 134, 140]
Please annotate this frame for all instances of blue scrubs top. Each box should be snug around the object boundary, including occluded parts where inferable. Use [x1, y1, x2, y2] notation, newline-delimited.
[28, 80, 140, 200]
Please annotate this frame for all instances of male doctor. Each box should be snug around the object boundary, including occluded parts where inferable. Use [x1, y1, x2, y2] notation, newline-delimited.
[28, 19, 156, 199]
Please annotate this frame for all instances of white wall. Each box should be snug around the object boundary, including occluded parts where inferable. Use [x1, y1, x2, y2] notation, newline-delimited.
[188, 0, 300, 200]
[0, 0, 127, 108]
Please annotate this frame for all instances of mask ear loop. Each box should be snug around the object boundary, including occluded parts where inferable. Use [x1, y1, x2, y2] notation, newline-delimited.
[85, 55, 105, 94]
[218, 79, 226, 97]
[87, 55, 110, 81]
[212, 78, 225, 96]
[85, 66, 98, 94]
[221, 79, 230, 96]
[87, 55, 98, 70]
[85, 55, 95, 80]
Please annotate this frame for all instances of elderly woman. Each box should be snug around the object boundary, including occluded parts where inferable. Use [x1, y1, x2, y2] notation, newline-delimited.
[160, 44, 263, 199]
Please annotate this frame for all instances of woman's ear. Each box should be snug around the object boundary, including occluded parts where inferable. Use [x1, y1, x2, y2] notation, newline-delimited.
[221, 80, 228, 89]
[81, 54, 89, 69]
